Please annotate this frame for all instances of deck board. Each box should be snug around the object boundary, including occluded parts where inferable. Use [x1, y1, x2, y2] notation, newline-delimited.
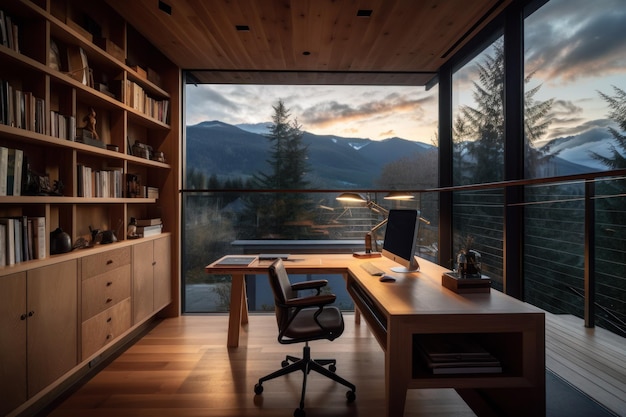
[545, 312, 626, 416]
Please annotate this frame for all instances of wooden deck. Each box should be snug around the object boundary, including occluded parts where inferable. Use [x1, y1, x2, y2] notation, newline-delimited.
[43, 313, 625, 417]
[545, 312, 626, 416]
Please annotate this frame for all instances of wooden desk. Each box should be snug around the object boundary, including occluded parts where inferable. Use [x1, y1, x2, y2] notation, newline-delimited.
[205, 254, 545, 417]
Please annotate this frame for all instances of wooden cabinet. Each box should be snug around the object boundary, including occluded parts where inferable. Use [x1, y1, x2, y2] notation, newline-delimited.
[81, 246, 132, 359]
[133, 235, 171, 324]
[0, 261, 77, 416]
[0, 1, 179, 414]
[0, 272, 27, 416]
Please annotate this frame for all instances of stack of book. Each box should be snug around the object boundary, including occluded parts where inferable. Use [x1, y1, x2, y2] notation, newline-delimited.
[0, 216, 46, 266]
[136, 218, 162, 237]
[415, 334, 502, 375]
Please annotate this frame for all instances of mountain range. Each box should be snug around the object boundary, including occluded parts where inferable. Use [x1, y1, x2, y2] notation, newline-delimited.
[185, 121, 617, 188]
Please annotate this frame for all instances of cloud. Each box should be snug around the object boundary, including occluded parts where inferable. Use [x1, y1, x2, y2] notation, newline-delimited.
[300, 93, 434, 130]
[525, 0, 626, 83]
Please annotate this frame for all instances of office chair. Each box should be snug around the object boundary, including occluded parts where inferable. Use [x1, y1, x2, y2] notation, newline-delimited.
[254, 259, 356, 417]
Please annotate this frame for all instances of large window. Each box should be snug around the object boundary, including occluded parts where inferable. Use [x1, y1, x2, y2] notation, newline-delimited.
[523, 0, 626, 333]
[183, 83, 439, 312]
[451, 36, 506, 288]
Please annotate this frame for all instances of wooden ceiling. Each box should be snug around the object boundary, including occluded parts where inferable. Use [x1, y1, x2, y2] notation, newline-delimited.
[105, 0, 511, 85]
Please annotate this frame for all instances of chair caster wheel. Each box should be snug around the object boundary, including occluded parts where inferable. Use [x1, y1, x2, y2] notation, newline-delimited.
[294, 407, 305, 417]
[254, 383, 263, 395]
[281, 360, 289, 367]
[329, 364, 336, 372]
[346, 390, 356, 402]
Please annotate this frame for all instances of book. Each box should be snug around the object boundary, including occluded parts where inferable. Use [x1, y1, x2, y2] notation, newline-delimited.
[136, 224, 162, 237]
[215, 255, 258, 266]
[0, 146, 8, 196]
[31, 216, 45, 259]
[0, 223, 5, 266]
[13, 217, 21, 263]
[0, 218, 14, 265]
[7, 148, 23, 196]
[21, 215, 29, 261]
[415, 334, 502, 375]
[136, 218, 162, 226]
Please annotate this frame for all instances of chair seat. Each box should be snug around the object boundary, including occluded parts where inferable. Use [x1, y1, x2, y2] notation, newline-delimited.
[283, 306, 344, 341]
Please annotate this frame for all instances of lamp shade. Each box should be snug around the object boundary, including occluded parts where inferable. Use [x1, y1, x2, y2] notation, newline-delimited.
[384, 191, 415, 200]
[336, 192, 367, 203]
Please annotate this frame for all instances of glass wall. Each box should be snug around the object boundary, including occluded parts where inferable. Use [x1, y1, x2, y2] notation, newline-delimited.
[523, 0, 626, 334]
[451, 36, 505, 285]
[183, 84, 439, 312]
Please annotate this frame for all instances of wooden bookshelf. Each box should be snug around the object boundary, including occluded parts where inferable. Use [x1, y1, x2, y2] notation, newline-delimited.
[0, 1, 179, 415]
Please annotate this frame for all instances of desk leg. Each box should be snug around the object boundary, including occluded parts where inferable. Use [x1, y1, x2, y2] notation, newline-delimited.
[227, 273, 246, 347]
[385, 327, 409, 417]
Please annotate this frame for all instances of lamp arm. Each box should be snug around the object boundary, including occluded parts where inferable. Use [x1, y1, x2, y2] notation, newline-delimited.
[366, 200, 389, 216]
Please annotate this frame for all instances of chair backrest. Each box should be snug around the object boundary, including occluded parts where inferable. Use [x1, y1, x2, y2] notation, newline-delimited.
[268, 258, 295, 330]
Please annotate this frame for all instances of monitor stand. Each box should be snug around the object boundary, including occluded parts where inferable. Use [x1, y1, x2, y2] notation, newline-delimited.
[390, 266, 420, 273]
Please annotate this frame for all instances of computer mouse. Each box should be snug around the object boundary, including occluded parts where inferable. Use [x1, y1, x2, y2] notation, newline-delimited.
[379, 275, 396, 283]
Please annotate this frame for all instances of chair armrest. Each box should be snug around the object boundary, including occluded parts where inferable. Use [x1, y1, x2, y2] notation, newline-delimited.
[286, 294, 336, 308]
[291, 280, 328, 292]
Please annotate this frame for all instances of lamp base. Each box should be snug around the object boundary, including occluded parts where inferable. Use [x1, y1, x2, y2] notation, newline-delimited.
[352, 251, 382, 258]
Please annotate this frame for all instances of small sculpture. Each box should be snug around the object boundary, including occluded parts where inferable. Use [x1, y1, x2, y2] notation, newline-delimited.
[83, 107, 99, 140]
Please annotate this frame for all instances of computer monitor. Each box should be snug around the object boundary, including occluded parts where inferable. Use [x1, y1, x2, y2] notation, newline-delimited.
[381, 209, 420, 273]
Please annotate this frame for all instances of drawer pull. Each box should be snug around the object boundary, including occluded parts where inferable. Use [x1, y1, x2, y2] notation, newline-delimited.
[106, 281, 113, 286]
[106, 334, 112, 340]
[28, 311, 35, 317]
[107, 317, 112, 323]
[20, 313, 27, 320]
[106, 298, 113, 303]
[152, 261, 157, 266]
[106, 260, 114, 265]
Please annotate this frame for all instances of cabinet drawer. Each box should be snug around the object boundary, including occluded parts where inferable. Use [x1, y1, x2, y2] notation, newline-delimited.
[82, 265, 131, 320]
[81, 298, 131, 359]
[81, 247, 131, 280]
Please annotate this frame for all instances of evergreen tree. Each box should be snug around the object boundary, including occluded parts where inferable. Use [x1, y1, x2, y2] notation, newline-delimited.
[453, 39, 555, 184]
[240, 100, 312, 238]
[590, 86, 626, 169]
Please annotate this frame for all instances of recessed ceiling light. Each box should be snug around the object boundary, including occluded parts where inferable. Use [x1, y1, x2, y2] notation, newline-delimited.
[236, 25, 250, 31]
[357, 9, 372, 17]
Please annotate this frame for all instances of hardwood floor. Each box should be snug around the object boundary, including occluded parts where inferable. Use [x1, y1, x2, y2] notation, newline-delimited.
[46, 313, 626, 417]
[47, 314, 477, 417]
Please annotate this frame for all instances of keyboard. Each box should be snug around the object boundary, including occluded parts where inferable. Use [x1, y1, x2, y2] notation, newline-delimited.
[360, 261, 385, 276]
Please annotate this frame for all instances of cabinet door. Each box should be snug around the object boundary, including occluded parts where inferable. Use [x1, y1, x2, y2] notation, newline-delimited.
[153, 236, 172, 311]
[0, 272, 27, 416]
[27, 260, 78, 396]
[133, 240, 154, 324]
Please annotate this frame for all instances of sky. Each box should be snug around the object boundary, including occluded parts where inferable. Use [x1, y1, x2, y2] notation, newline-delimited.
[185, 0, 626, 146]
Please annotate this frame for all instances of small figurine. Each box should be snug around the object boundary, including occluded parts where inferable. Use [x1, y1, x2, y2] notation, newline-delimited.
[83, 107, 99, 140]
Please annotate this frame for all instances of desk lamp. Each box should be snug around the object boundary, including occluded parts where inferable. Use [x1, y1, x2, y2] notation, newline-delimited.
[336, 192, 415, 258]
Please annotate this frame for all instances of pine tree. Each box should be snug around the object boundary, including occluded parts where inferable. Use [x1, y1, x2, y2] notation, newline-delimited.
[453, 39, 555, 184]
[241, 100, 311, 238]
[590, 86, 626, 169]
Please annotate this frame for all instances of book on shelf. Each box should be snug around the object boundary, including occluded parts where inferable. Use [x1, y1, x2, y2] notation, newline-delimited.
[0, 223, 5, 266]
[7, 148, 23, 196]
[136, 224, 162, 237]
[215, 255, 258, 266]
[31, 216, 45, 259]
[136, 218, 162, 227]
[0, 146, 8, 196]
[0, 218, 15, 265]
[415, 334, 502, 375]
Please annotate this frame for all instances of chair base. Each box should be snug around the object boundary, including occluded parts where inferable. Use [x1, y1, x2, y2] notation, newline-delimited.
[254, 341, 356, 416]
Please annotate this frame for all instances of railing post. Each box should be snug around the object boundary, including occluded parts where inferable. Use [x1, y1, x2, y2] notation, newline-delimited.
[584, 180, 596, 328]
